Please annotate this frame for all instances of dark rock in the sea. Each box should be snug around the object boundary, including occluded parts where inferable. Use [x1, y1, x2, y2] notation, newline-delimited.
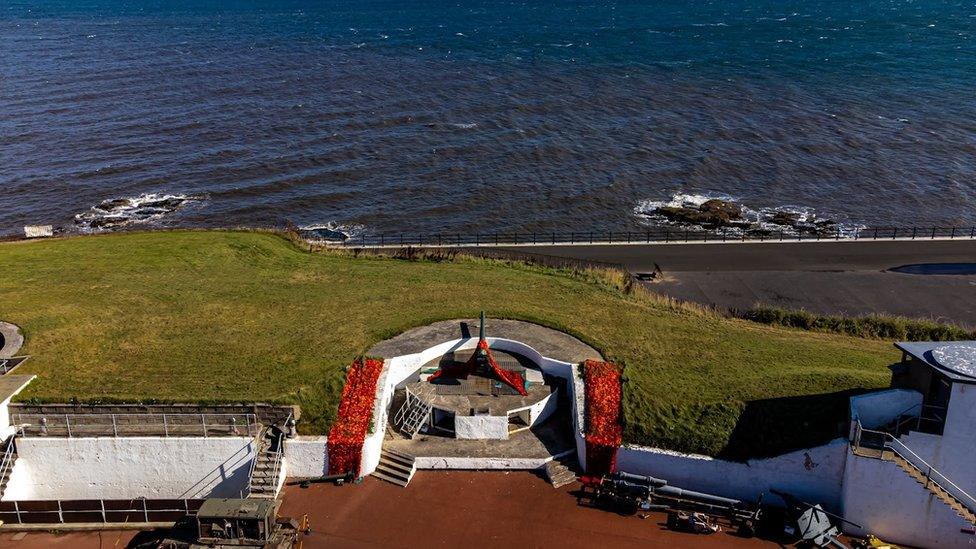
[94, 198, 132, 212]
[300, 227, 349, 242]
[769, 211, 801, 226]
[655, 199, 745, 228]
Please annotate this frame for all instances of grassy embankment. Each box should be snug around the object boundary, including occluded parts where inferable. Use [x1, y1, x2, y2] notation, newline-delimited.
[0, 230, 894, 458]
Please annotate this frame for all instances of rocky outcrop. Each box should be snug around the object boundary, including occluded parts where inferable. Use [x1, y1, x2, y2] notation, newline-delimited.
[654, 199, 750, 228]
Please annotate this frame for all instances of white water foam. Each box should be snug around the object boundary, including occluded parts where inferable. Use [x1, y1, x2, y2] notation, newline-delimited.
[74, 193, 205, 231]
[633, 192, 865, 237]
[298, 222, 365, 242]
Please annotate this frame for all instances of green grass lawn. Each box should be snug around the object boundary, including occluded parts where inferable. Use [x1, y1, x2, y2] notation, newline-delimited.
[0, 230, 893, 458]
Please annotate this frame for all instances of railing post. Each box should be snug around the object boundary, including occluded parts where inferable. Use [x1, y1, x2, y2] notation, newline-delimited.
[201, 414, 207, 438]
[552, 232, 556, 245]
[57, 500, 64, 524]
[143, 498, 149, 523]
[931, 227, 936, 239]
[112, 414, 118, 437]
[163, 414, 169, 437]
[65, 415, 71, 438]
[892, 228, 897, 240]
[14, 500, 21, 524]
[101, 499, 107, 524]
[951, 227, 956, 239]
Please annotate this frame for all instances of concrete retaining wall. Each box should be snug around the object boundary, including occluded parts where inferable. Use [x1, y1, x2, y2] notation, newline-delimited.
[616, 439, 849, 511]
[455, 415, 509, 440]
[284, 436, 329, 479]
[4, 437, 255, 500]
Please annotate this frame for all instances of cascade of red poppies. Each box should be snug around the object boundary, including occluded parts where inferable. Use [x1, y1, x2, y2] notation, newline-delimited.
[428, 339, 527, 396]
[583, 359, 623, 477]
[327, 357, 385, 477]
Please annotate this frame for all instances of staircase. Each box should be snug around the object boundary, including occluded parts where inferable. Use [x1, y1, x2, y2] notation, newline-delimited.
[0, 434, 18, 498]
[394, 385, 434, 439]
[544, 455, 579, 489]
[248, 426, 286, 499]
[852, 421, 976, 525]
[372, 448, 417, 487]
[890, 453, 976, 524]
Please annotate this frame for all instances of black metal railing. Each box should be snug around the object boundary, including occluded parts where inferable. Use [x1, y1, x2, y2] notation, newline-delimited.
[331, 226, 976, 248]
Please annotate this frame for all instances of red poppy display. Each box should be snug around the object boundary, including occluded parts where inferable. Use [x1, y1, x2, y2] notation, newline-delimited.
[583, 359, 623, 476]
[327, 357, 385, 477]
[428, 339, 527, 396]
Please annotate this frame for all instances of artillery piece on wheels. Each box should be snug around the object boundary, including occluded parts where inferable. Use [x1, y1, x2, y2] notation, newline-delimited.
[581, 471, 762, 537]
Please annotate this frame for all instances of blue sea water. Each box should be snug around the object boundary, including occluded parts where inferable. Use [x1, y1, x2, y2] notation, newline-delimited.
[1, 0, 975, 234]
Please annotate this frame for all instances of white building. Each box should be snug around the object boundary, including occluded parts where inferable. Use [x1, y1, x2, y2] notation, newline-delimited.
[842, 341, 976, 548]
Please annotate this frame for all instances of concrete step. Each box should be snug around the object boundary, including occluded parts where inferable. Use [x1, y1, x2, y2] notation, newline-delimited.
[891, 454, 976, 523]
[375, 463, 412, 482]
[381, 448, 416, 465]
[371, 469, 410, 487]
[544, 460, 578, 489]
[377, 457, 414, 476]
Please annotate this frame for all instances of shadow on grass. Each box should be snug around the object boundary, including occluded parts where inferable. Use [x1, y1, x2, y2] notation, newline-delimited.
[716, 388, 872, 461]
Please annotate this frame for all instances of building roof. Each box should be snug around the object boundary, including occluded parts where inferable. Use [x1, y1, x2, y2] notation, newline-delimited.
[895, 341, 976, 384]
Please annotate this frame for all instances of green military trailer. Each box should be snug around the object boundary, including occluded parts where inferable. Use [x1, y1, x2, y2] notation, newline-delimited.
[153, 498, 303, 549]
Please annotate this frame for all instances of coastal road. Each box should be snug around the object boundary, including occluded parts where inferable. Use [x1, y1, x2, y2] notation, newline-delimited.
[493, 240, 976, 328]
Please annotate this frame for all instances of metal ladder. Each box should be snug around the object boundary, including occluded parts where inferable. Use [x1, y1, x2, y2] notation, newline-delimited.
[394, 384, 434, 439]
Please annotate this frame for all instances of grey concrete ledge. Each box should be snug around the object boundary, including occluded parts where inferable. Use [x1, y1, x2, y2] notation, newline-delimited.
[367, 318, 603, 364]
[0, 321, 24, 359]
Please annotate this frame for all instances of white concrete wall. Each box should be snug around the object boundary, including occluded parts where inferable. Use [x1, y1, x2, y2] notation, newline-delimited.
[849, 389, 922, 433]
[284, 436, 328, 479]
[842, 452, 975, 548]
[4, 437, 255, 500]
[617, 439, 849, 510]
[0, 376, 36, 441]
[528, 389, 559, 425]
[455, 415, 508, 440]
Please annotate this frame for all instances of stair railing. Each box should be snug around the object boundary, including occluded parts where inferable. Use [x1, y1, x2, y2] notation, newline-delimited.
[267, 412, 291, 494]
[853, 420, 976, 517]
[0, 427, 24, 493]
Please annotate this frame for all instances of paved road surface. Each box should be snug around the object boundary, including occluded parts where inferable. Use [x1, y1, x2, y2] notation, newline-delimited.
[496, 240, 976, 327]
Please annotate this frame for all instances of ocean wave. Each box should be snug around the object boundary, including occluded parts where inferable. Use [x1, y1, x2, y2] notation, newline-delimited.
[298, 222, 364, 243]
[74, 193, 205, 231]
[633, 192, 865, 237]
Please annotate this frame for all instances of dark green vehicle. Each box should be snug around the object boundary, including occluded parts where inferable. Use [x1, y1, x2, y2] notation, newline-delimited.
[154, 498, 303, 549]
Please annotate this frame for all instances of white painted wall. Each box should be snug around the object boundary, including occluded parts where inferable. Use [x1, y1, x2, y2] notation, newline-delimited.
[617, 439, 849, 510]
[528, 389, 559, 425]
[849, 389, 922, 434]
[4, 437, 255, 500]
[842, 453, 975, 548]
[284, 436, 328, 479]
[455, 415, 508, 440]
[0, 376, 36, 441]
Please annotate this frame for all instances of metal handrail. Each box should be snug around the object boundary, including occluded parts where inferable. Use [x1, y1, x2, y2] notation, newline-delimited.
[11, 413, 258, 438]
[246, 413, 291, 498]
[329, 226, 976, 248]
[267, 412, 290, 494]
[0, 428, 22, 489]
[393, 384, 434, 430]
[853, 421, 976, 515]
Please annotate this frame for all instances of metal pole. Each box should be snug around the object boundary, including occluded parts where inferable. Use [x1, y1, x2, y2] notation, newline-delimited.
[14, 500, 21, 524]
[58, 500, 64, 524]
[101, 499, 107, 524]
[65, 415, 71, 438]
[201, 414, 207, 438]
[163, 414, 169, 437]
[112, 414, 118, 437]
[951, 227, 956, 239]
[143, 499, 149, 523]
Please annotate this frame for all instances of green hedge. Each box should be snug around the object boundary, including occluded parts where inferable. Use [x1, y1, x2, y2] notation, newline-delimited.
[739, 306, 974, 341]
